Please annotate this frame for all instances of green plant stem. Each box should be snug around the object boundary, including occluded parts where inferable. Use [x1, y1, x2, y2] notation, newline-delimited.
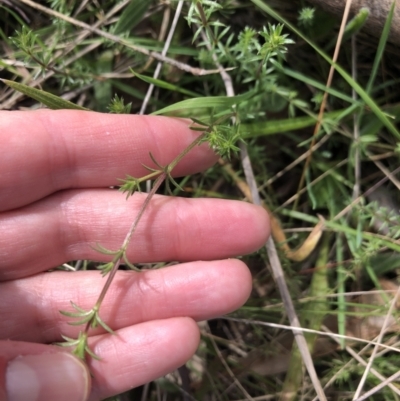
[83, 174, 165, 336]
[81, 129, 209, 340]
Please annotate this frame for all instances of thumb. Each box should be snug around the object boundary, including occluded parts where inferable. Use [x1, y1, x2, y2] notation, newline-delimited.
[1, 342, 90, 401]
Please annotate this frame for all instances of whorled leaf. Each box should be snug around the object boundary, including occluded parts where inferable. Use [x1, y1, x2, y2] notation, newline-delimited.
[97, 262, 115, 276]
[122, 251, 140, 272]
[118, 175, 142, 197]
[93, 243, 123, 256]
[58, 332, 100, 360]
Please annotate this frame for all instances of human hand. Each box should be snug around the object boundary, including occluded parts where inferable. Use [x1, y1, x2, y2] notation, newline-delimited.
[0, 110, 269, 401]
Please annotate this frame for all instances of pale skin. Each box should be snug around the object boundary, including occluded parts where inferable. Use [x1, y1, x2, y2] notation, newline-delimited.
[0, 110, 270, 401]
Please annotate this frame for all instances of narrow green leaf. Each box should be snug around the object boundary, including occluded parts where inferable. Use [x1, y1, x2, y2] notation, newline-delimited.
[366, 2, 394, 94]
[131, 69, 200, 97]
[336, 233, 346, 348]
[68, 317, 93, 326]
[93, 243, 121, 256]
[114, 0, 150, 34]
[96, 315, 116, 334]
[70, 301, 89, 314]
[1, 79, 89, 110]
[84, 344, 101, 360]
[152, 90, 257, 116]
[59, 310, 82, 318]
[59, 335, 79, 345]
[60, 310, 90, 318]
[273, 64, 354, 104]
[94, 50, 113, 112]
[240, 109, 345, 138]
[123, 252, 140, 271]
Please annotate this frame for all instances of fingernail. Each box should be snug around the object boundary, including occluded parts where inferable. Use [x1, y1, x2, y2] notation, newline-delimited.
[6, 353, 90, 401]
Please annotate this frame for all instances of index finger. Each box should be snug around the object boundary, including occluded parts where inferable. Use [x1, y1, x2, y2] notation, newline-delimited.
[0, 110, 216, 212]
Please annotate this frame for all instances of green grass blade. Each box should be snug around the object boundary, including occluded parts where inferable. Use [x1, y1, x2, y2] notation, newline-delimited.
[1, 79, 89, 110]
[131, 69, 201, 97]
[366, 2, 394, 94]
[240, 109, 345, 138]
[336, 233, 346, 349]
[94, 51, 113, 112]
[274, 64, 354, 104]
[113, 0, 150, 35]
[250, 0, 400, 140]
[151, 90, 256, 116]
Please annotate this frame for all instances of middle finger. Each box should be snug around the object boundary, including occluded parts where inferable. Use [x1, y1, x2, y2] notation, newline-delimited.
[0, 189, 269, 280]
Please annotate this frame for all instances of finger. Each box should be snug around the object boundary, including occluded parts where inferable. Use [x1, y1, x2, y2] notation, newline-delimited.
[0, 190, 269, 279]
[86, 317, 200, 401]
[1, 318, 199, 401]
[0, 110, 216, 212]
[1, 343, 90, 401]
[1, 259, 252, 343]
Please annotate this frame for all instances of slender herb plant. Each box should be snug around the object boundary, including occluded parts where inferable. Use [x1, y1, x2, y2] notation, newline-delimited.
[3, 0, 400, 399]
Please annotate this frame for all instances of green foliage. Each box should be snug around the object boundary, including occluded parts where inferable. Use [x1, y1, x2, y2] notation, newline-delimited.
[194, 117, 242, 159]
[108, 95, 132, 114]
[298, 7, 315, 27]
[206, 123, 242, 159]
[60, 301, 115, 333]
[113, 0, 151, 35]
[47, 0, 76, 15]
[186, 0, 225, 43]
[11, 26, 52, 74]
[258, 24, 295, 67]
[59, 332, 99, 360]
[118, 175, 142, 197]
[3, 0, 400, 399]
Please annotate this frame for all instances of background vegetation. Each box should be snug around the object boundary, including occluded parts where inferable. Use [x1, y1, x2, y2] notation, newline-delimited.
[1, 0, 400, 400]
